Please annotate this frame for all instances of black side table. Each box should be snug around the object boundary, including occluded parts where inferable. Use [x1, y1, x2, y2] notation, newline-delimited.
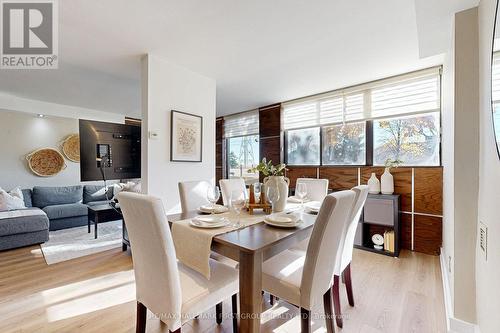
[87, 204, 123, 240]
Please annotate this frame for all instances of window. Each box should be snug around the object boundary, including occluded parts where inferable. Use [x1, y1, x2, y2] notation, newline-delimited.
[224, 110, 260, 183]
[227, 135, 260, 180]
[373, 113, 440, 166]
[322, 122, 366, 165]
[286, 127, 320, 165]
[282, 67, 441, 166]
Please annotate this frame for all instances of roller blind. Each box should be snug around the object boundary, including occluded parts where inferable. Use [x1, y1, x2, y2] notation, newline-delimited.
[282, 67, 441, 130]
[224, 109, 259, 138]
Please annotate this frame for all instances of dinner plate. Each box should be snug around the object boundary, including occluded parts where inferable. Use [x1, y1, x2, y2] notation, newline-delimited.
[190, 216, 230, 228]
[264, 214, 302, 228]
[304, 201, 321, 213]
[198, 204, 229, 214]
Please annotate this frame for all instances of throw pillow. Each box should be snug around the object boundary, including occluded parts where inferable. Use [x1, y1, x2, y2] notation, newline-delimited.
[0, 187, 27, 211]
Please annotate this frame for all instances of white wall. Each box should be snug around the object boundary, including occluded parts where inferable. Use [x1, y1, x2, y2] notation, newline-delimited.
[141, 54, 216, 214]
[0, 109, 122, 189]
[453, 7, 480, 324]
[477, 0, 500, 332]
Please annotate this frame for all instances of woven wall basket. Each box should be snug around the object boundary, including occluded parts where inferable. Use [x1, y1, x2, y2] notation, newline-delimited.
[26, 148, 67, 177]
[61, 134, 80, 163]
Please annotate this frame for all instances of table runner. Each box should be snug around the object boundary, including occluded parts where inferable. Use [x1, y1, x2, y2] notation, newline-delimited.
[171, 211, 266, 279]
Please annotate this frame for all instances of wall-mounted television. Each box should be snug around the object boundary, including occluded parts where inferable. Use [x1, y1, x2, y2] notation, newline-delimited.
[79, 119, 141, 182]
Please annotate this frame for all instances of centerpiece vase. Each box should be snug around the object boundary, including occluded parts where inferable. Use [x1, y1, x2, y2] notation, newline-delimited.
[263, 176, 289, 212]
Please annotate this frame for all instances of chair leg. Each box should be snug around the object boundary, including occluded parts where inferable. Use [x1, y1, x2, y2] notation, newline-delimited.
[323, 289, 335, 333]
[232, 294, 238, 332]
[332, 275, 343, 328]
[136, 301, 147, 333]
[216, 302, 223, 325]
[300, 308, 311, 333]
[344, 263, 355, 306]
[170, 329, 181, 333]
[270, 294, 274, 305]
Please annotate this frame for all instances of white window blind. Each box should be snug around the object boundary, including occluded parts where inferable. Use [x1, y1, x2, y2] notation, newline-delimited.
[282, 67, 441, 130]
[224, 109, 259, 138]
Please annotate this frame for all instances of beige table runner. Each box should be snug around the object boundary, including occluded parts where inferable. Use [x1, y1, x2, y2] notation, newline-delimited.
[171, 211, 266, 279]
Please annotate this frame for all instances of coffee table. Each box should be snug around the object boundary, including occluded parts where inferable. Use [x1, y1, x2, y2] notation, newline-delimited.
[87, 204, 123, 240]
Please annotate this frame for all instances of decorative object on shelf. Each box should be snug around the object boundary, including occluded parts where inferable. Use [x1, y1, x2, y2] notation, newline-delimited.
[372, 233, 384, 250]
[367, 173, 380, 194]
[61, 134, 80, 162]
[26, 148, 67, 177]
[381, 159, 402, 195]
[170, 110, 203, 162]
[248, 158, 288, 212]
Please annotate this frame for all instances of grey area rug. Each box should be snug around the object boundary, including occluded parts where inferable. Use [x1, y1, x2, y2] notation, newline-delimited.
[40, 220, 123, 265]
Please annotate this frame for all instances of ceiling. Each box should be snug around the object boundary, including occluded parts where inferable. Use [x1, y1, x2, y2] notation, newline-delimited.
[0, 0, 479, 117]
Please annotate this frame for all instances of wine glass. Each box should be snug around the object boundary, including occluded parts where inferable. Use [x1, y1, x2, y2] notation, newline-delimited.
[206, 186, 220, 214]
[230, 189, 246, 228]
[253, 182, 262, 203]
[296, 183, 307, 210]
[266, 185, 280, 213]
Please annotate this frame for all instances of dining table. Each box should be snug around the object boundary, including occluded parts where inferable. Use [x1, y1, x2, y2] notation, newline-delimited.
[167, 207, 318, 333]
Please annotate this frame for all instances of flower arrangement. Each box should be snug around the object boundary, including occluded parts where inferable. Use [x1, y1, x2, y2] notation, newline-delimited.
[384, 158, 404, 169]
[248, 158, 287, 176]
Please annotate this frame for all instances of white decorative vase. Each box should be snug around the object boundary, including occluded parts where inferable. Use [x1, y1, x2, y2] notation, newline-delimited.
[381, 167, 394, 194]
[367, 173, 380, 194]
[263, 176, 289, 212]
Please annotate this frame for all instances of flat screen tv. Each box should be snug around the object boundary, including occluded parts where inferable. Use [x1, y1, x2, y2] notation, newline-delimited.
[79, 119, 141, 182]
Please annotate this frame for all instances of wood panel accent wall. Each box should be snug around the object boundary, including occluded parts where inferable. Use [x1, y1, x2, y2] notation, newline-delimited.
[215, 117, 224, 186]
[259, 103, 282, 165]
[286, 165, 443, 256]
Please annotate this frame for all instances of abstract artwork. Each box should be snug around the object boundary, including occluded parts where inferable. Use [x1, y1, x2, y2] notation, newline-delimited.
[170, 110, 203, 162]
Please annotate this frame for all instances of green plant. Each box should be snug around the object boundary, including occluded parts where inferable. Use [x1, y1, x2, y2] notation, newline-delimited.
[247, 158, 287, 176]
[384, 158, 404, 169]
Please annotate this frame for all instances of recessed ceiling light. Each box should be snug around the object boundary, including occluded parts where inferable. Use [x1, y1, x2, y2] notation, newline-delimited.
[37, 114, 45, 118]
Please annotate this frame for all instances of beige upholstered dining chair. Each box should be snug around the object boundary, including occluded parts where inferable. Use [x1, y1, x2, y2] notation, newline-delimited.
[261, 190, 356, 333]
[295, 178, 329, 202]
[118, 192, 239, 333]
[288, 185, 369, 328]
[219, 178, 246, 206]
[178, 180, 212, 213]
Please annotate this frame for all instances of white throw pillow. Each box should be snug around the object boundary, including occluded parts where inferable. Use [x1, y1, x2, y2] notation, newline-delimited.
[0, 187, 26, 212]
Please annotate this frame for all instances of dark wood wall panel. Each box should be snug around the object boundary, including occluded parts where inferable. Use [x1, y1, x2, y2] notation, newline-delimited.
[259, 104, 281, 137]
[259, 137, 281, 165]
[216, 143, 222, 166]
[216, 117, 223, 142]
[414, 215, 442, 255]
[401, 213, 412, 250]
[285, 167, 317, 187]
[215, 117, 224, 180]
[414, 167, 443, 215]
[319, 167, 358, 190]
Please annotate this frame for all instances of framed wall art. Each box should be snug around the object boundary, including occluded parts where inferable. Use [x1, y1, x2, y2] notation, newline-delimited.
[170, 110, 203, 162]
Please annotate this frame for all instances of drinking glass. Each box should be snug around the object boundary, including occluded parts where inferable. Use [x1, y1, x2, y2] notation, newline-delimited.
[296, 183, 307, 209]
[206, 186, 220, 214]
[230, 189, 246, 228]
[266, 185, 280, 213]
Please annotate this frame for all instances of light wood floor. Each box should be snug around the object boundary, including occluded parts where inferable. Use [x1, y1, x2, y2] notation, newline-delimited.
[0, 246, 446, 333]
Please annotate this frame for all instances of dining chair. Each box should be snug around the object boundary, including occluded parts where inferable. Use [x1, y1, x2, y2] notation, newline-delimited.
[178, 180, 211, 213]
[295, 178, 329, 201]
[331, 185, 369, 327]
[178, 180, 239, 269]
[219, 178, 246, 206]
[261, 190, 356, 333]
[117, 192, 239, 333]
[288, 185, 369, 328]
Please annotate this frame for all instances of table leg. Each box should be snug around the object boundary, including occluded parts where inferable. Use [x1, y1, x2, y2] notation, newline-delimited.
[94, 215, 98, 239]
[88, 217, 91, 233]
[239, 251, 263, 333]
[122, 243, 128, 251]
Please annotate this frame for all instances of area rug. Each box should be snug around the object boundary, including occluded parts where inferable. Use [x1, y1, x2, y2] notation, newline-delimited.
[40, 220, 123, 265]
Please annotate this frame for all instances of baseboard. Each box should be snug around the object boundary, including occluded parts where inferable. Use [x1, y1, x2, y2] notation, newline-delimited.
[440, 248, 480, 333]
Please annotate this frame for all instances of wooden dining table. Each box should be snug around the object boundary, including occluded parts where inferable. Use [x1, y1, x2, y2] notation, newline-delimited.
[167, 209, 318, 333]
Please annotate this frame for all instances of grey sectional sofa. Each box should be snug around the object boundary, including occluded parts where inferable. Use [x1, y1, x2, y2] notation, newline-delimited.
[0, 185, 114, 251]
